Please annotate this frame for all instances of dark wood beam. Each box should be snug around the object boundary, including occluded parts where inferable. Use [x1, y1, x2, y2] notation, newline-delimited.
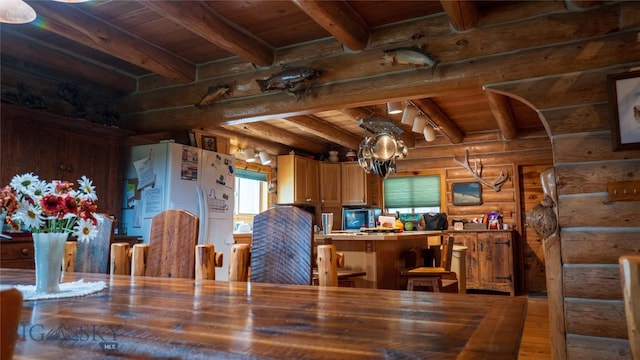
[1, 29, 136, 95]
[439, 0, 479, 31]
[205, 127, 291, 156]
[412, 98, 464, 144]
[485, 90, 517, 140]
[292, 0, 369, 52]
[29, 1, 195, 83]
[141, 1, 273, 67]
[283, 115, 362, 150]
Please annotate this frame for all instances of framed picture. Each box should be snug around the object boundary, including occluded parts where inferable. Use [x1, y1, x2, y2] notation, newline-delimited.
[608, 70, 640, 151]
[452, 182, 482, 206]
[200, 135, 217, 152]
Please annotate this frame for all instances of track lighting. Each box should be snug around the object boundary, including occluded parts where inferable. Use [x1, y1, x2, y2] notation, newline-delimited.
[401, 104, 417, 125]
[258, 151, 272, 165]
[387, 101, 403, 115]
[244, 148, 256, 162]
[423, 126, 436, 142]
[412, 114, 427, 133]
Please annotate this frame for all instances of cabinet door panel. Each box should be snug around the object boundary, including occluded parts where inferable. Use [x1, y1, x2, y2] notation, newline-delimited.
[478, 232, 513, 286]
[293, 156, 309, 203]
[341, 162, 367, 205]
[320, 163, 341, 206]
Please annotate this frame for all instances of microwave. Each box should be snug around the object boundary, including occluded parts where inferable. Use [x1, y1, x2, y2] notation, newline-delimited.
[342, 208, 382, 231]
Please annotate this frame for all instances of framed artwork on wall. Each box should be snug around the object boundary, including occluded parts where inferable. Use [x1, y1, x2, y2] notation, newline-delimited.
[199, 135, 217, 152]
[452, 182, 482, 206]
[608, 70, 640, 151]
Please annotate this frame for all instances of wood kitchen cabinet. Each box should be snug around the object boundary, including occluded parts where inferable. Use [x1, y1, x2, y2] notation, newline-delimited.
[319, 162, 341, 206]
[276, 155, 319, 205]
[452, 230, 516, 295]
[1, 105, 129, 217]
[341, 162, 365, 205]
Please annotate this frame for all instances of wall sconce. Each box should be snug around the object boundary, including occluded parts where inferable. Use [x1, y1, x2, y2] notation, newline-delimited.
[245, 148, 256, 162]
[0, 0, 36, 24]
[387, 101, 403, 115]
[401, 104, 417, 126]
[258, 151, 272, 165]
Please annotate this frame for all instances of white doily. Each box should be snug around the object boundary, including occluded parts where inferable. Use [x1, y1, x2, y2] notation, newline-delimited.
[15, 279, 107, 301]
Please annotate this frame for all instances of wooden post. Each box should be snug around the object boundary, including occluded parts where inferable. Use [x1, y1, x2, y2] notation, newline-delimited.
[131, 244, 149, 276]
[63, 242, 77, 273]
[195, 244, 215, 281]
[229, 244, 250, 282]
[110, 243, 131, 275]
[317, 244, 338, 287]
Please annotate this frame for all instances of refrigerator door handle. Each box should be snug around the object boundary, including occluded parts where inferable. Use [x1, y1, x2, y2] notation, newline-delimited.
[196, 185, 208, 245]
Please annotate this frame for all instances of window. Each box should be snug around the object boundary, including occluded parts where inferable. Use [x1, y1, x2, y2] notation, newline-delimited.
[383, 170, 445, 215]
[234, 168, 269, 218]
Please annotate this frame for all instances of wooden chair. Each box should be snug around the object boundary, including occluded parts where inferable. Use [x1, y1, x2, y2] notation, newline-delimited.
[64, 213, 114, 273]
[110, 209, 222, 279]
[247, 206, 314, 285]
[619, 254, 640, 358]
[0, 286, 22, 360]
[403, 236, 458, 293]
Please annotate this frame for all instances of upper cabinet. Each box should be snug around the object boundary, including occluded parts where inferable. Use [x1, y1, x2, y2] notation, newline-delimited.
[277, 155, 319, 205]
[1, 105, 130, 217]
[319, 162, 341, 207]
[341, 162, 380, 207]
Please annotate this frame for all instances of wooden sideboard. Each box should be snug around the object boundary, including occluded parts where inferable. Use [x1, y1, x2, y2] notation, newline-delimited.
[0, 234, 141, 271]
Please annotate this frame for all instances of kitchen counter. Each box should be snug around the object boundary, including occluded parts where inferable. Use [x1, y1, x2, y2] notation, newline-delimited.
[314, 231, 447, 289]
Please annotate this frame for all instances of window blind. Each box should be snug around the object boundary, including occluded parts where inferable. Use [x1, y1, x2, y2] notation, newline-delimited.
[235, 168, 267, 182]
[383, 175, 440, 208]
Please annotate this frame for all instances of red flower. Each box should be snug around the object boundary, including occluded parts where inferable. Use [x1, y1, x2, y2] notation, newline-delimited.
[62, 195, 78, 215]
[41, 194, 63, 217]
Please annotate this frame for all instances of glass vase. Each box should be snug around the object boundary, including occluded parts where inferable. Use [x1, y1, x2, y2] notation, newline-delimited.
[32, 232, 68, 294]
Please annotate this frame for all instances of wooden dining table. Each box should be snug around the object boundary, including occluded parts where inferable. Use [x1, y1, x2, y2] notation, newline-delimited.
[1, 268, 527, 359]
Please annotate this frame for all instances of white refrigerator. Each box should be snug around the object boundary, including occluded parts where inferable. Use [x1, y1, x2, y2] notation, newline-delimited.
[122, 141, 235, 280]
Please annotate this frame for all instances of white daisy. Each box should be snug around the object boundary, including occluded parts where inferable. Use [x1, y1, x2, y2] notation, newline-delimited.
[73, 218, 97, 242]
[77, 176, 98, 201]
[31, 179, 51, 200]
[14, 201, 43, 230]
[10, 173, 39, 193]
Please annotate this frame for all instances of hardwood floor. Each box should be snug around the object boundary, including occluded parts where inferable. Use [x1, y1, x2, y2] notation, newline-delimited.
[518, 295, 552, 359]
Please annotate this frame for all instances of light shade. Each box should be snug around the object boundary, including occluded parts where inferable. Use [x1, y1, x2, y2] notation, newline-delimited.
[423, 126, 436, 142]
[387, 101, 403, 115]
[0, 0, 36, 24]
[412, 114, 427, 133]
[244, 148, 256, 162]
[258, 151, 272, 165]
[401, 105, 418, 125]
[234, 150, 247, 160]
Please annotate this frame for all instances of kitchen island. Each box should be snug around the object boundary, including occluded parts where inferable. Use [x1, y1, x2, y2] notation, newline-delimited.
[314, 231, 446, 289]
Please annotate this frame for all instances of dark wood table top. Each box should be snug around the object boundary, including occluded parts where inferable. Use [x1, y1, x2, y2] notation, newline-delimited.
[1, 268, 527, 359]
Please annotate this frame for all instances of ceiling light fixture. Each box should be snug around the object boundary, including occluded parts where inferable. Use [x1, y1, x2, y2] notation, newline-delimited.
[412, 114, 427, 133]
[258, 151, 272, 165]
[424, 125, 436, 142]
[400, 104, 417, 126]
[244, 148, 256, 162]
[0, 0, 36, 24]
[386, 101, 403, 115]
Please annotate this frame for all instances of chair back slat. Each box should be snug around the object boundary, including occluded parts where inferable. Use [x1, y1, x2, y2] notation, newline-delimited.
[620, 255, 640, 358]
[440, 236, 454, 271]
[72, 213, 114, 273]
[250, 206, 313, 285]
[145, 209, 199, 278]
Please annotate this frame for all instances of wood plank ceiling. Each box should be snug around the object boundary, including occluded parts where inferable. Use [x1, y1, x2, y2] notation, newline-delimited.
[0, 0, 551, 159]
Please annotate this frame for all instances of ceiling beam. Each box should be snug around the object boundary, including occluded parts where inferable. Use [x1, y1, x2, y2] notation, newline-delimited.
[484, 90, 517, 140]
[291, 0, 369, 52]
[141, 1, 273, 68]
[203, 127, 291, 156]
[439, 0, 479, 32]
[29, 1, 195, 83]
[283, 115, 362, 150]
[412, 98, 464, 144]
[232, 121, 328, 155]
[340, 108, 416, 149]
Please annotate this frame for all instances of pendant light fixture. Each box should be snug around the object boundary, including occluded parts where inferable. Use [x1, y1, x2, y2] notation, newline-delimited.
[0, 0, 36, 24]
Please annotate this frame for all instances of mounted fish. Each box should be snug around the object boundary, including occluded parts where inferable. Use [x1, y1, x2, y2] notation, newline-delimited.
[256, 65, 321, 100]
[381, 47, 439, 74]
[195, 84, 231, 109]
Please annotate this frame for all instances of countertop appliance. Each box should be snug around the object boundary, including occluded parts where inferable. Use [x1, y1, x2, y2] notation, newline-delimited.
[342, 207, 381, 231]
[122, 141, 235, 280]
